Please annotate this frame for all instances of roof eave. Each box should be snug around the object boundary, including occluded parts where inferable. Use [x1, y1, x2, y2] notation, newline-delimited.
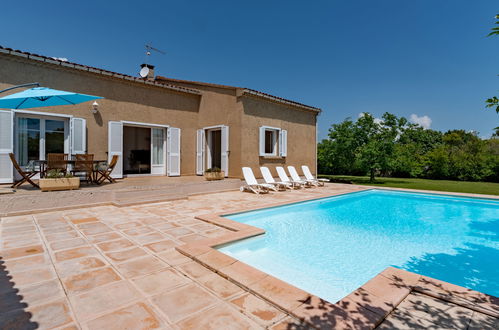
[242, 89, 321, 113]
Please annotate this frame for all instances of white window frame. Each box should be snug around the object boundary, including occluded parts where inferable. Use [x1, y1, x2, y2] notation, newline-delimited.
[260, 126, 281, 157]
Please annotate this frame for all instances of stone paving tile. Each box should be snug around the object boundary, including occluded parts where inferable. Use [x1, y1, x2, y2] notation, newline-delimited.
[157, 248, 194, 266]
[176, 303, 260, 329]
[151, 283, 219, 323]
[16, 279, 66, 307]
[114, 255, 168, 278]
[230, 293, 286, 326]
[131, 268, 191, 296]
[86, 231, 122, 243]
[62, 267, 122, 295]
[104, 247, 148, 263]
[198, 273, 244, 299]
[28, 298, 75, 329]
[144, 239, 178, 253]
[69, 280, 141, 321]
[178, 260, 215, 279]
[96, 238, 134, 252]
[0, 244, 44, 260]
[55, 256, 108, 278]
[83, 301, 166, 330]
[49, 238, 88, 251]
[54, 246, 100, 262]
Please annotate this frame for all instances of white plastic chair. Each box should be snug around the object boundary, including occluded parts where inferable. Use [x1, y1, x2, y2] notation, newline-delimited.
[287, 166, 313, 187]
[260, 167, 290, 190]
[276, 166, 303, 188]
[241, 167, 275, 194]
[302, 165, 328, 186]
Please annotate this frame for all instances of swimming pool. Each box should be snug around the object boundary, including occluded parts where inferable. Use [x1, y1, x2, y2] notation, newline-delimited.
[218, 189, 499, 303]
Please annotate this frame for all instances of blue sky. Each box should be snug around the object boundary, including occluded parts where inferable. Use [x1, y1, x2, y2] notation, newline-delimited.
[2, 0, 498, 139]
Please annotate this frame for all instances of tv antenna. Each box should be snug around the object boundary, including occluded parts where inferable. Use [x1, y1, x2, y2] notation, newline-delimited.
[145, 44, 166, 57]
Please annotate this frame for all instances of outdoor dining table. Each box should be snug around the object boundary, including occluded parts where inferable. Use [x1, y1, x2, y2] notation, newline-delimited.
[35, 159, 108, 182]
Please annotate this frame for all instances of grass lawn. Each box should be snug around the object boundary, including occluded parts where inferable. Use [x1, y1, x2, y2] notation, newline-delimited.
[318, 175, 499, 196]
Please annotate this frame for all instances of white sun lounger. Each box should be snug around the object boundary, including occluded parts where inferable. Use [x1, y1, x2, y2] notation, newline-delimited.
[276, 166, 303, 188]
[302, 165, 328, 186]
[241, 167, 275, 194]
[260, 167, 290, 190]
[287, 166, 314, 187]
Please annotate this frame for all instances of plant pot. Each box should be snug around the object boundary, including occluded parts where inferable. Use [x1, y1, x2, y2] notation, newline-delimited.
[39, 177, 80, 192]
[204, 171, 225, 181]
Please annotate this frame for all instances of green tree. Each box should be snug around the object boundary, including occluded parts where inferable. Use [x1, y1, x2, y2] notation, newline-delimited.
[486, 14, 499, 114]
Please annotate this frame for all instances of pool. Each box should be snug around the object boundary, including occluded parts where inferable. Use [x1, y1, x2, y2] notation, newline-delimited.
[218, 189, 499, 303]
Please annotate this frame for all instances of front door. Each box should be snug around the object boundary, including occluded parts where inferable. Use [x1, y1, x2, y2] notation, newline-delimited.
[151, 127, 166, 175]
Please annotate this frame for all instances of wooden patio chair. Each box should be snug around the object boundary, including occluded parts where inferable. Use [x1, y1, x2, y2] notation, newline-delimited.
[9, 153, 39, 189]
[95, 155, 119, 184]
[72, 154, 94, 183]
[46, 153, 68, 176]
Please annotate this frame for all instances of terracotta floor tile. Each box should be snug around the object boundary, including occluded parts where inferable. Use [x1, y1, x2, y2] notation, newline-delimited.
[131, 268, 191, 296]
[105, 247, 148, 263]
[86, 232, 122, 243]
[138, 217, 164, 225]
[40, 224, 74, 234]
[63, 267, 121, 295]
[152, 222, 178, 231]
[29, 299, 74, 329]
[164, 227, 194, 238]
[9, 267, 57, 287]
[84, 302, 164, 330]
[196, 250, 237, 269]
[176, 303, 258, 329]
[144, 240, 177, 253]
[151, 283, 219, 323]
[54, 246, 99, 262]
[114, 222, 142, 230]
[17, 279, 66, 307]
[122, 226, 155, 237]
[71, 217, 99, 225]
[79, 223, 113, 236]
[45, 231, 80, 242]
[178, 261, 214, 279]
[230, 293, 285, 326]
[55, 256, 107, 278]
[50, 238, 88, 252]
[115, 256, 168, 278]
[219, 261, 268, 288]
[97, 238, 134, 252]
[2, 254, 51, 273]
[69, 281, 140, 321]
[157, 248, 192, 266]
[198, 273, 244, 299]
[179, 233, 206, 243]
[1, 236, 42, 249]
[132, 232, 165, 245]
[250, 276, 310, 311]
[1, 244, 44, 260]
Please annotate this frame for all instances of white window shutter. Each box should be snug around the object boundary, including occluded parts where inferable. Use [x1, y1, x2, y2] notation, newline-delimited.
[280, 130, 287, 157]
[259, 126, 266, 156]
[108, 121, 123, 178]
[221, 126, 229, 177]
[167, 127, 181, 176]
[0, 110, 14, 183]
[196, 129, 205, 175]
[70, 118, 86, 154]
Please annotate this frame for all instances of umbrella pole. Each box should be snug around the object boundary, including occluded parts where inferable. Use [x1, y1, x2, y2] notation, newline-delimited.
[0, 82, 40, 94]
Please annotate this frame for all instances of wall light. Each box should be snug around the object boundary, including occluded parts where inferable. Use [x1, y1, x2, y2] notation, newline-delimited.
[91, 101, 99, 114]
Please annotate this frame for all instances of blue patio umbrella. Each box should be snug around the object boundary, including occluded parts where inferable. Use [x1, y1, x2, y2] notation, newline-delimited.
[0, 85, 102, 109]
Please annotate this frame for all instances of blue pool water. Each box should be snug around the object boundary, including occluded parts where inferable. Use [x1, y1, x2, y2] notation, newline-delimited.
[218, 190, 499, 302]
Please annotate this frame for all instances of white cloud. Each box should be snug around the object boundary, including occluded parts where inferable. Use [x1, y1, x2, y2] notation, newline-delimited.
[409, 114, 432, 129]
[51, 57, 68, 62]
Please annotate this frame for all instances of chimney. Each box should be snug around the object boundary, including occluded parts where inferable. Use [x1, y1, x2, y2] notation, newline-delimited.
[140, 63, 155, 80]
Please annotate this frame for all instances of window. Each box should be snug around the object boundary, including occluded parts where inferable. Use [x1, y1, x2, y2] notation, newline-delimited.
[264, 129, 277, 155]
[259, 126, 287, 157]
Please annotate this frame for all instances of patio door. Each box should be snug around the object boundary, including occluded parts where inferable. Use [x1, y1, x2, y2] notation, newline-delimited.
[0, 110, 14, 183]
[167, 127, 180, 176]
[198, 125, 228, 177]
[151, 127, 166, 175]
[108, 121, 123, 178]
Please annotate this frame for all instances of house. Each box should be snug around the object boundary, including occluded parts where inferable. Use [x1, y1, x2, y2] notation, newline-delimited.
[0, 46, 320, 183]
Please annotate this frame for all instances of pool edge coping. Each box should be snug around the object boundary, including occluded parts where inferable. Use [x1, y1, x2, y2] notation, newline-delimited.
[176, 186, 499, 328]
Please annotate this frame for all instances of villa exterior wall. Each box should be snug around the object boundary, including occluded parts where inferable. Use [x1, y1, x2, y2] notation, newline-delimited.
[0, 51, 318, 181]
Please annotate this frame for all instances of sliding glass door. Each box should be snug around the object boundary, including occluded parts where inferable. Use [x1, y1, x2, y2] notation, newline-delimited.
[16, 115, 68, 167]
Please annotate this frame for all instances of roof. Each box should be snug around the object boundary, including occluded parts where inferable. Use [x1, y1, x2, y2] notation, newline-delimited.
[156, 75, 321, 113]
[0, 45, 201, 96]
[0, 45, 321, 113]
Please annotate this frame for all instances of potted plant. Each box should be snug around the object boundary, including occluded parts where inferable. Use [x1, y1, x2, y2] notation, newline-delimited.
[39, 170, 80, 192]
[204, 167, 225, 181]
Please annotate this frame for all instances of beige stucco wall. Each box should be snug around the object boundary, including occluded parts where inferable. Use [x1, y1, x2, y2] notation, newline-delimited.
[0, 55, 201, 175]
[239, 96, 318, 178]
[0, 53, 318, 179]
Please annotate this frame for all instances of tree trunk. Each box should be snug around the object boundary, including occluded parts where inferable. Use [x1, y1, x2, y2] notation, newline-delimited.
[370, 168, 375, 183]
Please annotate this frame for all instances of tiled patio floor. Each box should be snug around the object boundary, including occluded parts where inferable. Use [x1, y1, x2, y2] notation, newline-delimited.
[1, 184, 497, 329]
[0, 184, 364, 329]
